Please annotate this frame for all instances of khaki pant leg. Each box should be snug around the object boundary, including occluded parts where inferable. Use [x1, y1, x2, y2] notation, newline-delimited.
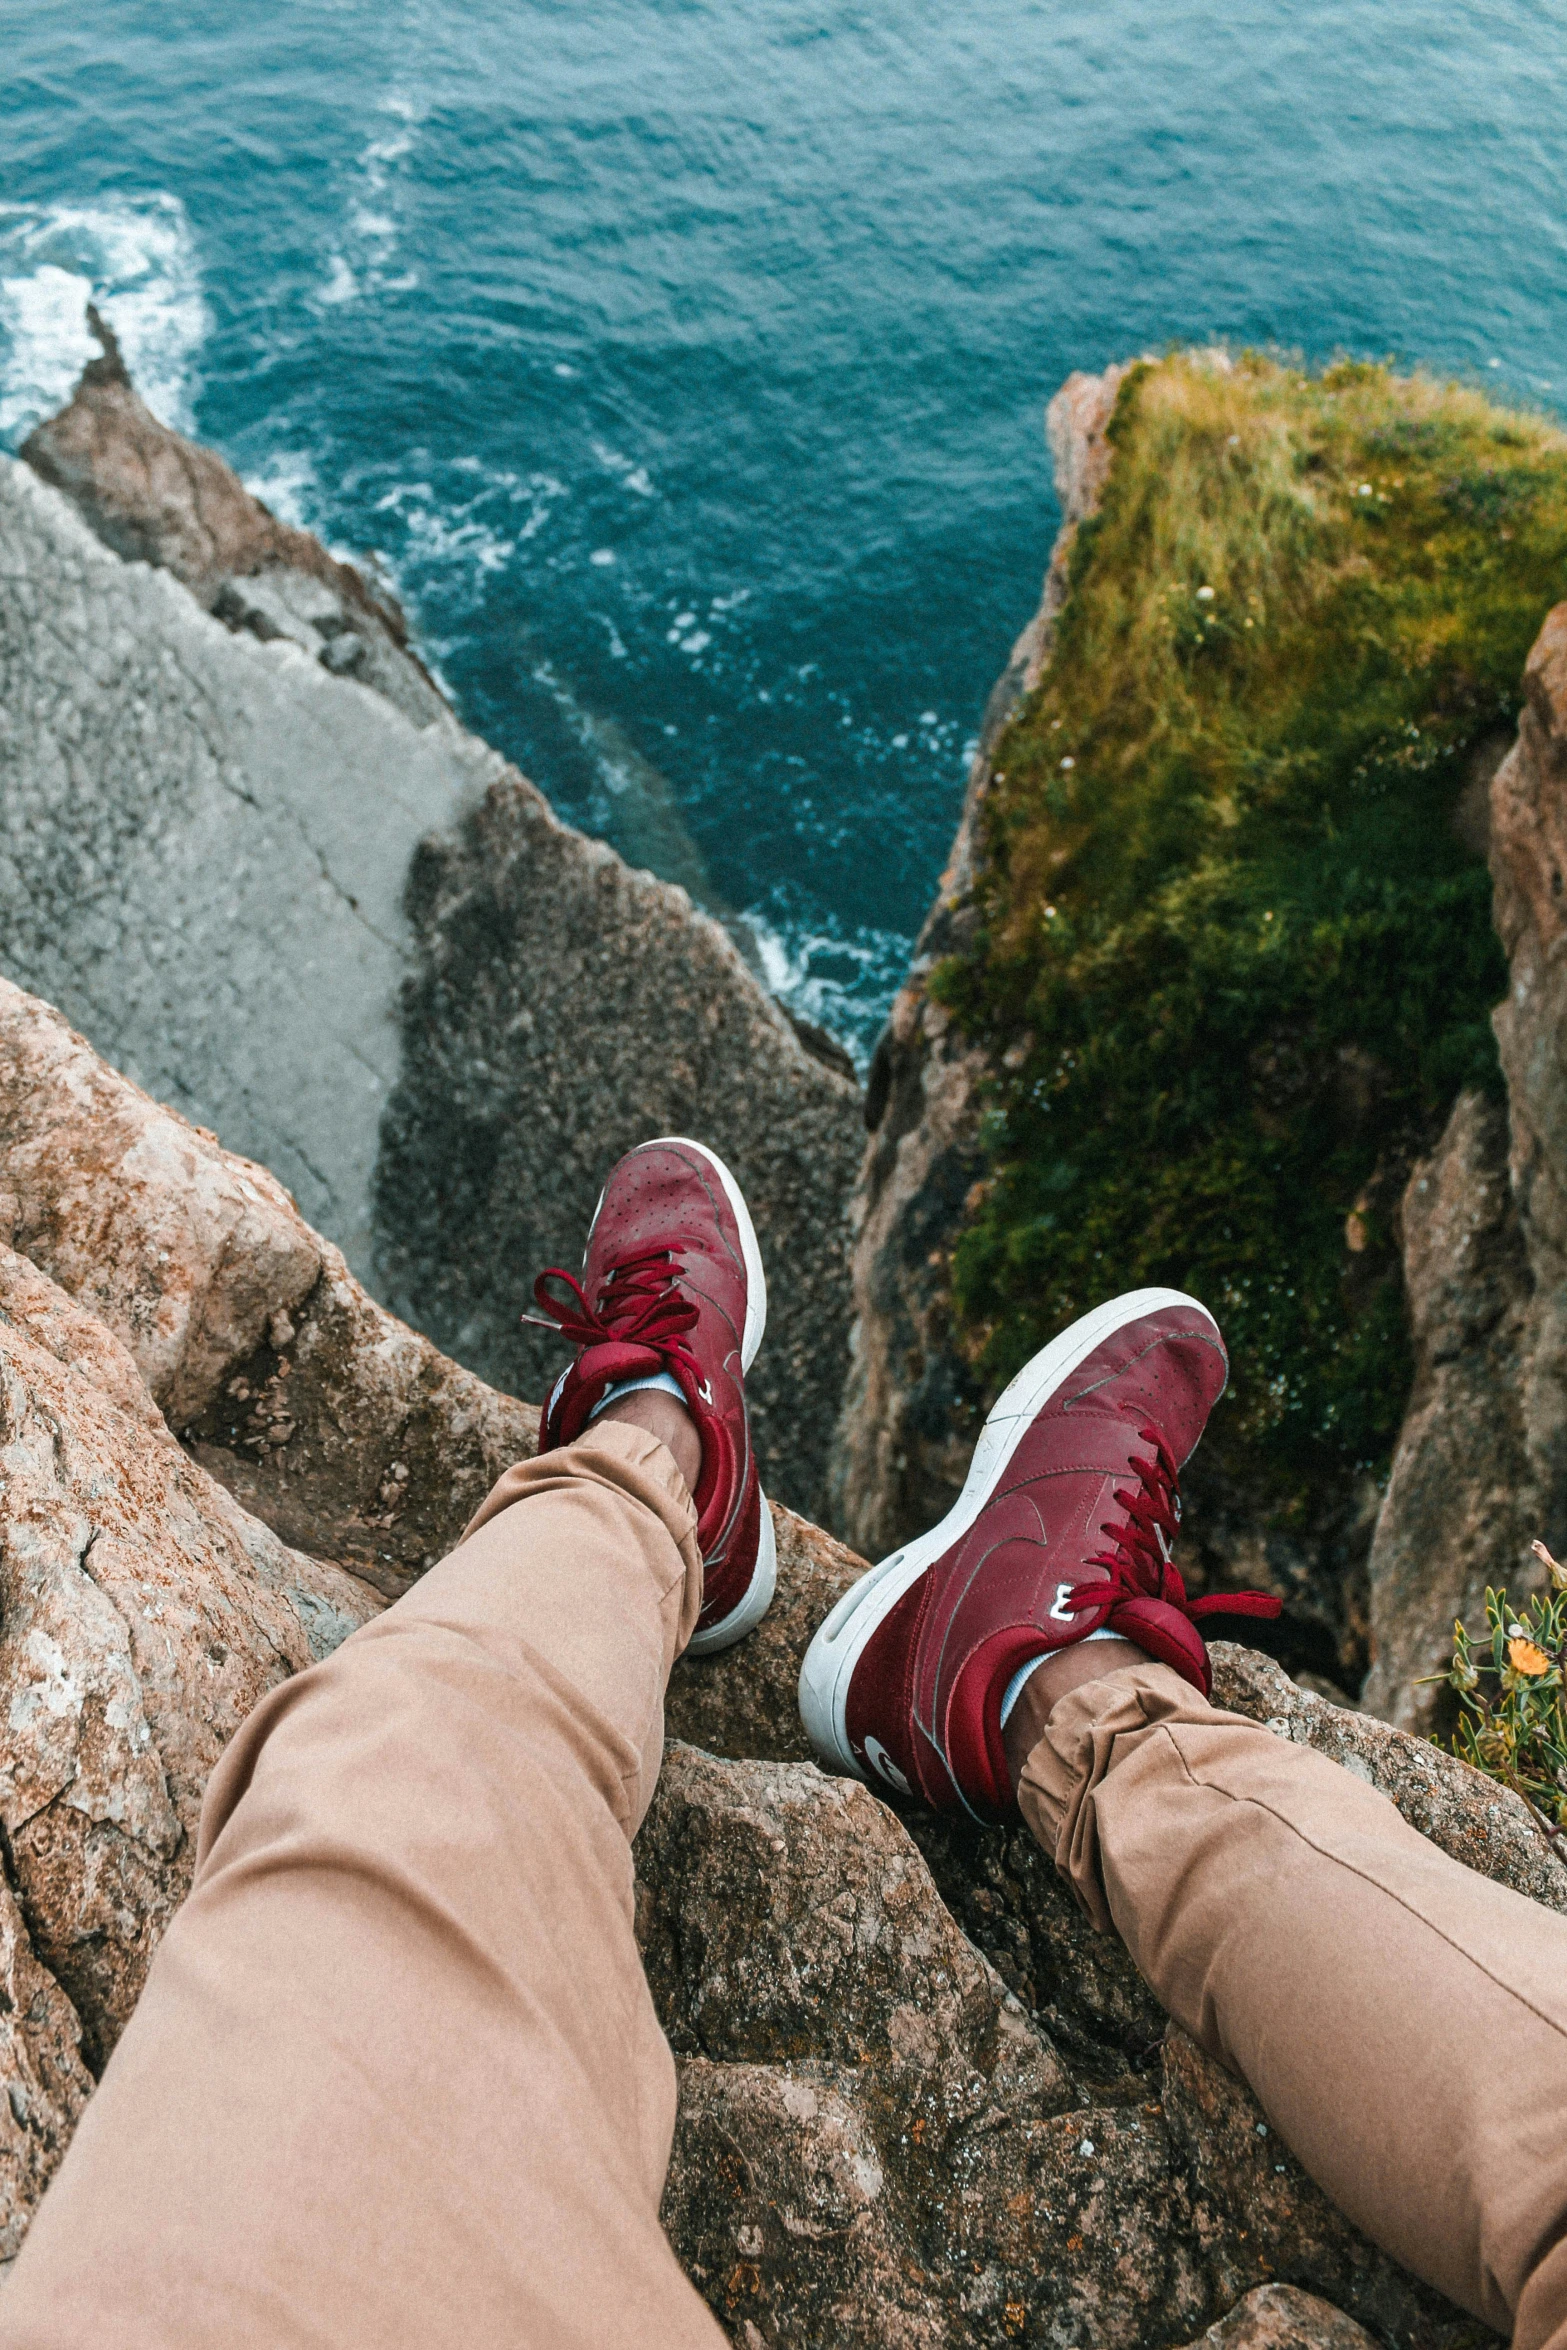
[0, 1421, 725, 2350]
[1018, 1661, 1567, 2350]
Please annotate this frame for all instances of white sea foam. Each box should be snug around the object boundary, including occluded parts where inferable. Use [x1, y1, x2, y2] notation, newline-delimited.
[399, 497, 514, 573]
[318, 254, 359, 309]
[316, 94, 424, 307]
[593, 439, 657, 497]
[366, 465, 568, 625]
[243, 452, 319, 531]
[745, 905, 910, 1069]
[0, 193, 208, 443]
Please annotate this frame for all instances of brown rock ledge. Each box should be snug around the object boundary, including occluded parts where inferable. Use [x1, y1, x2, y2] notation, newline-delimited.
[0, 975, 539, 1596]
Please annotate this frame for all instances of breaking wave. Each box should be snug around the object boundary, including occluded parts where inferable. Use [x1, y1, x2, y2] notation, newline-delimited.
[0, 192, 209, 444]
[745, 902, 911, 1071]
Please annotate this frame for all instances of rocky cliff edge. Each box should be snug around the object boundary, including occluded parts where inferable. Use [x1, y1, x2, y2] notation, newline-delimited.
[1, 340, 862, 1523]
[0, 975, 1549, 2346]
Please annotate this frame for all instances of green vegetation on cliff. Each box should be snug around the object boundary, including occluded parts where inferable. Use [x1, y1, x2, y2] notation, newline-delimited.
[939, 351, 1567, 1498]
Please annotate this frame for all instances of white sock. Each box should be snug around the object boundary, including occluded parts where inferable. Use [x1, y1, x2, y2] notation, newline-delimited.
[589, 1369, 686, 1421]
[999, 1630, 1133, 1727]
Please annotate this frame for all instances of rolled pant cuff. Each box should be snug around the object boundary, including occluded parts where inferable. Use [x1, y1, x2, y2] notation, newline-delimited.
[1016, 1658, 1206, 1931]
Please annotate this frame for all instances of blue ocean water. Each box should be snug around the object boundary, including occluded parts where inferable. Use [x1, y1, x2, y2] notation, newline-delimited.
[6, 0, 1567, 1057]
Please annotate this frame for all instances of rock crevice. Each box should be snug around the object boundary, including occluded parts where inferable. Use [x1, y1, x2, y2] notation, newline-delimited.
[829, 366, 1129, 1559]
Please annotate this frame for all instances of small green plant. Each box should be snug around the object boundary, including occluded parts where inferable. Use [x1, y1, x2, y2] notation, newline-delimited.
[1441, 1542, 1567, 1837]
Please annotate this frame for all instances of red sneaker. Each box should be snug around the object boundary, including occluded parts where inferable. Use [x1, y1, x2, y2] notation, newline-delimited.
[798, 1288, 1280, 1816]
[529, 1137, 773, 1655]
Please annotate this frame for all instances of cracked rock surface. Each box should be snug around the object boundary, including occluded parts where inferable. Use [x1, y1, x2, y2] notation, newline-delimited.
[1361, 1090, 1536, 1731]
[1174, 2286, 1379, 2350]
[658, 1606, 1527, 2344]
[1355, 600, 1567, 1731]
[639, 1740, 1479, 2350]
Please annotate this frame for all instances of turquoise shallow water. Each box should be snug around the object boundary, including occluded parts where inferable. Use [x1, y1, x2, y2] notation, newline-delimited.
[6, 0, 1567, 1055]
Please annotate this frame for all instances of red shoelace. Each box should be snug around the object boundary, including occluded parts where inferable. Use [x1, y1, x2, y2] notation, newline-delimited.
[1065, 1424, 1282, 1629]
[524, 1247, 704, 1385]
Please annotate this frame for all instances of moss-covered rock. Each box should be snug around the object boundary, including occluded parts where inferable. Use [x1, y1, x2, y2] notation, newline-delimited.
[938, 350, 1567, 1578]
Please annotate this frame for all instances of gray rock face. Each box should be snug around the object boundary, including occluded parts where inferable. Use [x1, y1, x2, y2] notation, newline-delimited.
[372, 769, 863, 1520]
[829, 366, 1128, 1559]
[0, 449, 492, 1279]
[640, 1733, 1481, 2350]
[1358, 598, 1567, 1726]
[1490, 600, 1567, 1560]
[1173, 2285, 1378, 2350]
[1, 357, 863, 1519]
[1361, 1092, 1536, 1730]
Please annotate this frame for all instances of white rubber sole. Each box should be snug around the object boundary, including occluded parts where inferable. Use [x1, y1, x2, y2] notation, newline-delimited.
[797, 1286, 1215, 1783]
[685, 1491, 777, 1655]
[642, 1136, 773, 1657]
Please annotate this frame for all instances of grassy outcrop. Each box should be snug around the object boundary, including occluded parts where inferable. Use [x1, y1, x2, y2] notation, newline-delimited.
[939, 351, 1567, 1512]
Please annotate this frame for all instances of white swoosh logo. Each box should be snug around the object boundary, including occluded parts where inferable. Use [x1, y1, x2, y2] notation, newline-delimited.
[864, 1736, 911, 1796]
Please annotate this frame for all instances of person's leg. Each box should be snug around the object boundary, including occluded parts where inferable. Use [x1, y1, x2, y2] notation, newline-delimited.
[800, 1284, 1567, 2349]
[1, 1134, 776, 2350]
[0, 1418, 726, 2350]
[1014, 1656, 1567, 2350]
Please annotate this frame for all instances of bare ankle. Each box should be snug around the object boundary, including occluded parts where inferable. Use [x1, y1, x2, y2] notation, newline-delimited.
[598, 1390, 703, 1496]
[1002, 1637, 1149, 1794]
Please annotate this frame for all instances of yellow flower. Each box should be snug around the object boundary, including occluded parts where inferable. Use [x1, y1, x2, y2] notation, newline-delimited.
[1508, 1637, 1552, 1677]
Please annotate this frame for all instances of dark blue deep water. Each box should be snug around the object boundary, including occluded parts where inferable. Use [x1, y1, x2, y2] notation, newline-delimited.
[6, 1, 1567, 1054]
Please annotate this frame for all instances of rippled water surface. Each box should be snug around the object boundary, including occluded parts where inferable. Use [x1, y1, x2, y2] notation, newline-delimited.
[7, 1, 1567, 1052]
